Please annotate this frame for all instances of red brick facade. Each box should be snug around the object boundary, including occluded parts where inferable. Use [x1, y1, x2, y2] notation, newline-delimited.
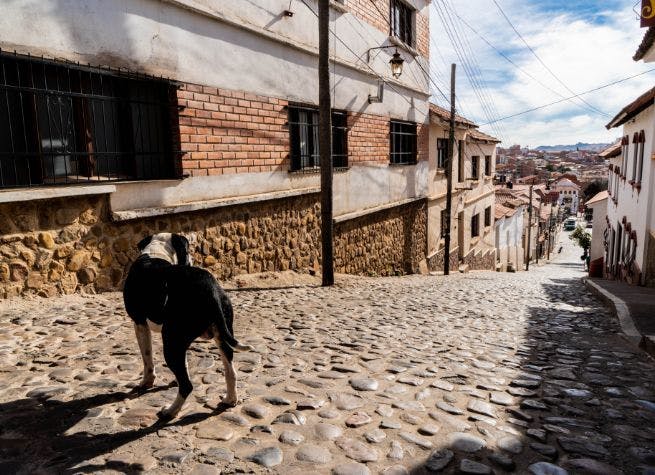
[176, 85, 428, 172]
[346, 0, 429, 58]
[177, 85, 289, 176]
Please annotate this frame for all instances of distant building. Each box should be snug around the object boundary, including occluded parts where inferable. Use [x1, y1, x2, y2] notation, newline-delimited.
[553, 178, 581, 216]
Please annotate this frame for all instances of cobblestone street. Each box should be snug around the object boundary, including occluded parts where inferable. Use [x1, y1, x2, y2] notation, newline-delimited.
[1, 235, 655, 475]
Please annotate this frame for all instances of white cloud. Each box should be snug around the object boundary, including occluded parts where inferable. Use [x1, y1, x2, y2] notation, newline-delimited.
[430, 0, 654, 146]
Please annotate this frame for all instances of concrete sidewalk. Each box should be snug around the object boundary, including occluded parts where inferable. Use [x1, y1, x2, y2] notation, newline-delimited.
[586, 277, 655, 357]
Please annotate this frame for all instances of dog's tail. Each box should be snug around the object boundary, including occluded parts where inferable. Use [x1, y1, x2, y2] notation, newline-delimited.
[213, 296, 254, 353]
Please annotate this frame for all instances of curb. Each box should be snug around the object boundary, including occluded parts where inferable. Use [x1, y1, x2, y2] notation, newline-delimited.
[583, 278, 655, 359]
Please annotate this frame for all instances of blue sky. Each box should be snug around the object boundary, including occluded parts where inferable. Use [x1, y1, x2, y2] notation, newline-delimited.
[429, 0, 654, 146]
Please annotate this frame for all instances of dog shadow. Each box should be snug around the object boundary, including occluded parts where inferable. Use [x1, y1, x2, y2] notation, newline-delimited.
[0, 384, 232, 474]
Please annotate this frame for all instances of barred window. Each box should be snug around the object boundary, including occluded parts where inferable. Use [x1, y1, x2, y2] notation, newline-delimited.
[458, 140, 464, 182]
[484, 206, 491, 227]
[389, 120, 417, 165]
[471, 156, 479, 180]
[637, 130, 645, 183]
[471, 213, 480, 238]
[288, 105, 348, 171]
[437, 138, 448, 169]
[441, 208, 448, 238]
[390, 0, 414, 47]
[484, 155, 491, 176]
[0, 52, 179, 189]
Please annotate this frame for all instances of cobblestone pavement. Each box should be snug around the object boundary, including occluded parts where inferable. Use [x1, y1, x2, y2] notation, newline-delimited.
[1, 235, 655, 475]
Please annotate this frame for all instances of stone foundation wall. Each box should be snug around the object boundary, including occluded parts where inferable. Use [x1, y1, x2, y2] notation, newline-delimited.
[426, 247, 459, 273]
[334, 200, 427, 276]
[0, 193, 322, 299]
[461, 248, 496, 271]
[1, 194, 429, 298]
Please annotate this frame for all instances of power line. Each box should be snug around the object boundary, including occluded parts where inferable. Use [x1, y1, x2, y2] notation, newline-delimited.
[442, 1, 601, 116]
[298, 0, 425, 111]
[432, 1, 505, 140]
[491, 0, 609, 118]
[442, 0, 508, 141]
[480, 67, 655, 125]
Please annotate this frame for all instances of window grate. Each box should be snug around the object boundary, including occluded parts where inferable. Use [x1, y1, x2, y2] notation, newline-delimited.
[471, 213, 480, 238]
[484, 155, 491, 176]
[288, 105, 348, 171]
[0, 51, 181, 189]
[390, 0, 414, 47]
[389, 120, 417, 165]
[437, 138, 448, 169]
[471, 156, 479, 180]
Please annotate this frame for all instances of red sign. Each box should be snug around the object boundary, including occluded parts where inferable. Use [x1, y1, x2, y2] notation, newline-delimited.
[641, 0, 655, 27]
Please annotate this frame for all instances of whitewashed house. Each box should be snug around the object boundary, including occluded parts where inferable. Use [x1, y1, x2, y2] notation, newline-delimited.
[605, 86, 655, 286]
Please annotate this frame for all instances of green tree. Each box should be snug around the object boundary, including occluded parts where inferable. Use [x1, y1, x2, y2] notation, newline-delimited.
[582, 179, 608, 202]
[570, 225, 591, 254]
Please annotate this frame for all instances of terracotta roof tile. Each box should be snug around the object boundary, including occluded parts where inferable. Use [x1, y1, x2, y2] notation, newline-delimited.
[429, 103, 477, 128]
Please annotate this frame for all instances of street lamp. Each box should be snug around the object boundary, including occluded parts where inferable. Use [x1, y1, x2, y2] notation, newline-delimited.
[367, 46, 404, 79]
[389, 50, 404, 79]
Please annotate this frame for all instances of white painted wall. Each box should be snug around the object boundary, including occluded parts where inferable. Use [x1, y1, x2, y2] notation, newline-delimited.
[607, 104, 655, 280]
[1, 0, 431, 216]
[588, 198, 608, 262]
[495, 207, 524, 270]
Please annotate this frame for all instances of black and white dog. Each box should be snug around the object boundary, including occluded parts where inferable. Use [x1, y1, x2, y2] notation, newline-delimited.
[123, 233, 252, 420]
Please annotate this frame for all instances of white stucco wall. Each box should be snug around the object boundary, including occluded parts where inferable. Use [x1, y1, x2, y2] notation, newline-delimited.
[588, 199, 608, 262]
[1, 0, 431, 217]
[607, 104, 655, 278]
[494, 208, 524, 270]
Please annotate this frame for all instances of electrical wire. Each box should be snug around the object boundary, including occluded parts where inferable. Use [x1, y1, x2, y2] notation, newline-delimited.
[432, 0, 506, 141]
[480, 67, 655, 125]
[491, 0, 609, 118]
[442, 1, 602, 116]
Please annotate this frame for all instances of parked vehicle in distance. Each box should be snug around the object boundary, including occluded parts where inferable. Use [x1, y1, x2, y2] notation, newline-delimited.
[564, 218, 577, 231]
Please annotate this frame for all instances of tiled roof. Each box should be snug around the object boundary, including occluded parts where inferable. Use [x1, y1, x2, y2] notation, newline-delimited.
[599, 141, 621, 158]
[468, 129, 501, 143]
[606, 86, 655, 129]
[634, 26, 655, 61]
[585, 190, 608, 206]
[429, 103, 477, 128]
[495, 203, 516, 219]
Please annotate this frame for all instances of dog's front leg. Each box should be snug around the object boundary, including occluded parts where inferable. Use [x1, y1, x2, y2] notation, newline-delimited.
[134, 322, 155, 389]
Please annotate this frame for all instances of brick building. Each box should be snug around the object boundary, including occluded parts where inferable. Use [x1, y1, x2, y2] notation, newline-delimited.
[0, 0, 431, 297]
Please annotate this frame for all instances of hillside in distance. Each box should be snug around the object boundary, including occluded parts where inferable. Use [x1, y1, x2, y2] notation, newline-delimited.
[535, 142, 611, 152]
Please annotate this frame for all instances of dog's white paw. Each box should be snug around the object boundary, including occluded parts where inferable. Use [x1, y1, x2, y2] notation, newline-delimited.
[221, 395, 238, 407]
[134, 375, 155, 390]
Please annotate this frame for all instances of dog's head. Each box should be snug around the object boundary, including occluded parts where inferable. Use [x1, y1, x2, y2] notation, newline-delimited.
[137, 233, 192, 266]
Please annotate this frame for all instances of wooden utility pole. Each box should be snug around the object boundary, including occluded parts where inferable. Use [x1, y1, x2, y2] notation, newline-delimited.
[444, 64, 456, 275]
[318, 0, 334, 286]
[526, 183, 533, 271]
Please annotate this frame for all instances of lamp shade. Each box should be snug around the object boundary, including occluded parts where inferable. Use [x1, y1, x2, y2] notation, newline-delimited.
[389, 51, 404, 79]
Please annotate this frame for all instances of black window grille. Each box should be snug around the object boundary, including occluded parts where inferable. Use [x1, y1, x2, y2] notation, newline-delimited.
[458, 140, 464, 182]
[484, 155, 491, 176]
[471, 213, 480, 238]
[471, 156, 479, 180]
[389, 120, 416, 165]
[288, 105, 348, 171]
[440, 208, 448, 238]
[437, 138, 447, 169]
[484, 206, 491, 227]
[390, 0, 414, 46]
[0, 51, 180, 189]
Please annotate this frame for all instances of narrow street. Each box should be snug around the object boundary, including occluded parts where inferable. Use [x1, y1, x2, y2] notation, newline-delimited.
[1, 229, 654, 474]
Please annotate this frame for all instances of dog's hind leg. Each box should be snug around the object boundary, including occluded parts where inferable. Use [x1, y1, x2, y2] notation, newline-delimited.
[134, 322, 155, 389]
[158, 329, 194, 421]
[214, 335, 238, 406]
